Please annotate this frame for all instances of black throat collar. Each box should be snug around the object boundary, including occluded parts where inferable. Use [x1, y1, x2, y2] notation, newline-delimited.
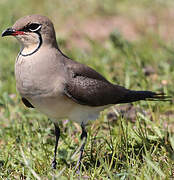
[20, 32, 42, 57]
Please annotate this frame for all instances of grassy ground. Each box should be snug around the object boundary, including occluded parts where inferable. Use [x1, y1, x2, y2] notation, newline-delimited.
[0, 0, 174, 179]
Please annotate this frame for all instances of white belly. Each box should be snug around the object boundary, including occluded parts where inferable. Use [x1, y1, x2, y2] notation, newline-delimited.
[28, 95, 109, 125]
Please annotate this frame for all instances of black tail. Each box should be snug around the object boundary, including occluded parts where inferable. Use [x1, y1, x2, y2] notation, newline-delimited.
[119, 90, 171, 104]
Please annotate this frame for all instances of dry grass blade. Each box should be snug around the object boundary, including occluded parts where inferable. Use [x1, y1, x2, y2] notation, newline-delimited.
[20, 146, 41, 180]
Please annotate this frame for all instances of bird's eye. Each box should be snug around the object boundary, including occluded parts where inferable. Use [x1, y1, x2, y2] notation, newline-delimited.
[28, 23, 42, 32]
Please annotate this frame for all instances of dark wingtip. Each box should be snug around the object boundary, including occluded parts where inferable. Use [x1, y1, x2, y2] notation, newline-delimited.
[148, 92, 172, 102]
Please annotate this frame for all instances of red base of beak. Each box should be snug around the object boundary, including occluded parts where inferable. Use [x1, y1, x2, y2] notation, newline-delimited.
[2, 28, 25, 37]
[12, 31, 25, 36]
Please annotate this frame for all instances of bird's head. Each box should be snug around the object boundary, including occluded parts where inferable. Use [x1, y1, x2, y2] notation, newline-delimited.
[2, 14, 58, 56]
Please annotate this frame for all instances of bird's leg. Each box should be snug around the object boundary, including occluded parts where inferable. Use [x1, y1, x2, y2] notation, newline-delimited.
[75, 122, 87, 172]
[51, 123, 60, 169]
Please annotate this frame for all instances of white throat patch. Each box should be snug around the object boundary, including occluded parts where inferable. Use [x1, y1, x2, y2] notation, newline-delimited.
[17, 32, 42, 57]
[20, 42, 40, 56]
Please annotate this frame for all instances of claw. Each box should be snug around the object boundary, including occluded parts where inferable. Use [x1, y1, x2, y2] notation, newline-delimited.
[52, 159, 57, 169]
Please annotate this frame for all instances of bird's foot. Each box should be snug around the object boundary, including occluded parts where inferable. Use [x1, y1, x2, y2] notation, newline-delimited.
[51, 159, 57, 169]
[76, 169, 80, 175]
[75, 159, 81, 174]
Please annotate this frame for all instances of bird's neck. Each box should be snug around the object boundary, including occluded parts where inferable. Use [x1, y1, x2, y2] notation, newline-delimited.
[18, 33, 43, 57]
[20, 43, 41, 56]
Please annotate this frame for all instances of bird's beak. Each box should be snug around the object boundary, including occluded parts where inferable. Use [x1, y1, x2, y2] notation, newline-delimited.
[2, 28, 15, 37]
[2, 27, 25, 37]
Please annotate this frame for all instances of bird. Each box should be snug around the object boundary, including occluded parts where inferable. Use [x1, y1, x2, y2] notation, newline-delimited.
[1, 14, 170, 170]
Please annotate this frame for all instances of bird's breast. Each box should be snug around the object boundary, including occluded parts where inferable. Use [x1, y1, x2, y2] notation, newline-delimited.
[15, 56, 34, 96]
[15, 55, 64, 98]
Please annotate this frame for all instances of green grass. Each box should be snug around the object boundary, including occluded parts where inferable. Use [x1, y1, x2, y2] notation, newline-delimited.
[0, 0, 174, 179]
